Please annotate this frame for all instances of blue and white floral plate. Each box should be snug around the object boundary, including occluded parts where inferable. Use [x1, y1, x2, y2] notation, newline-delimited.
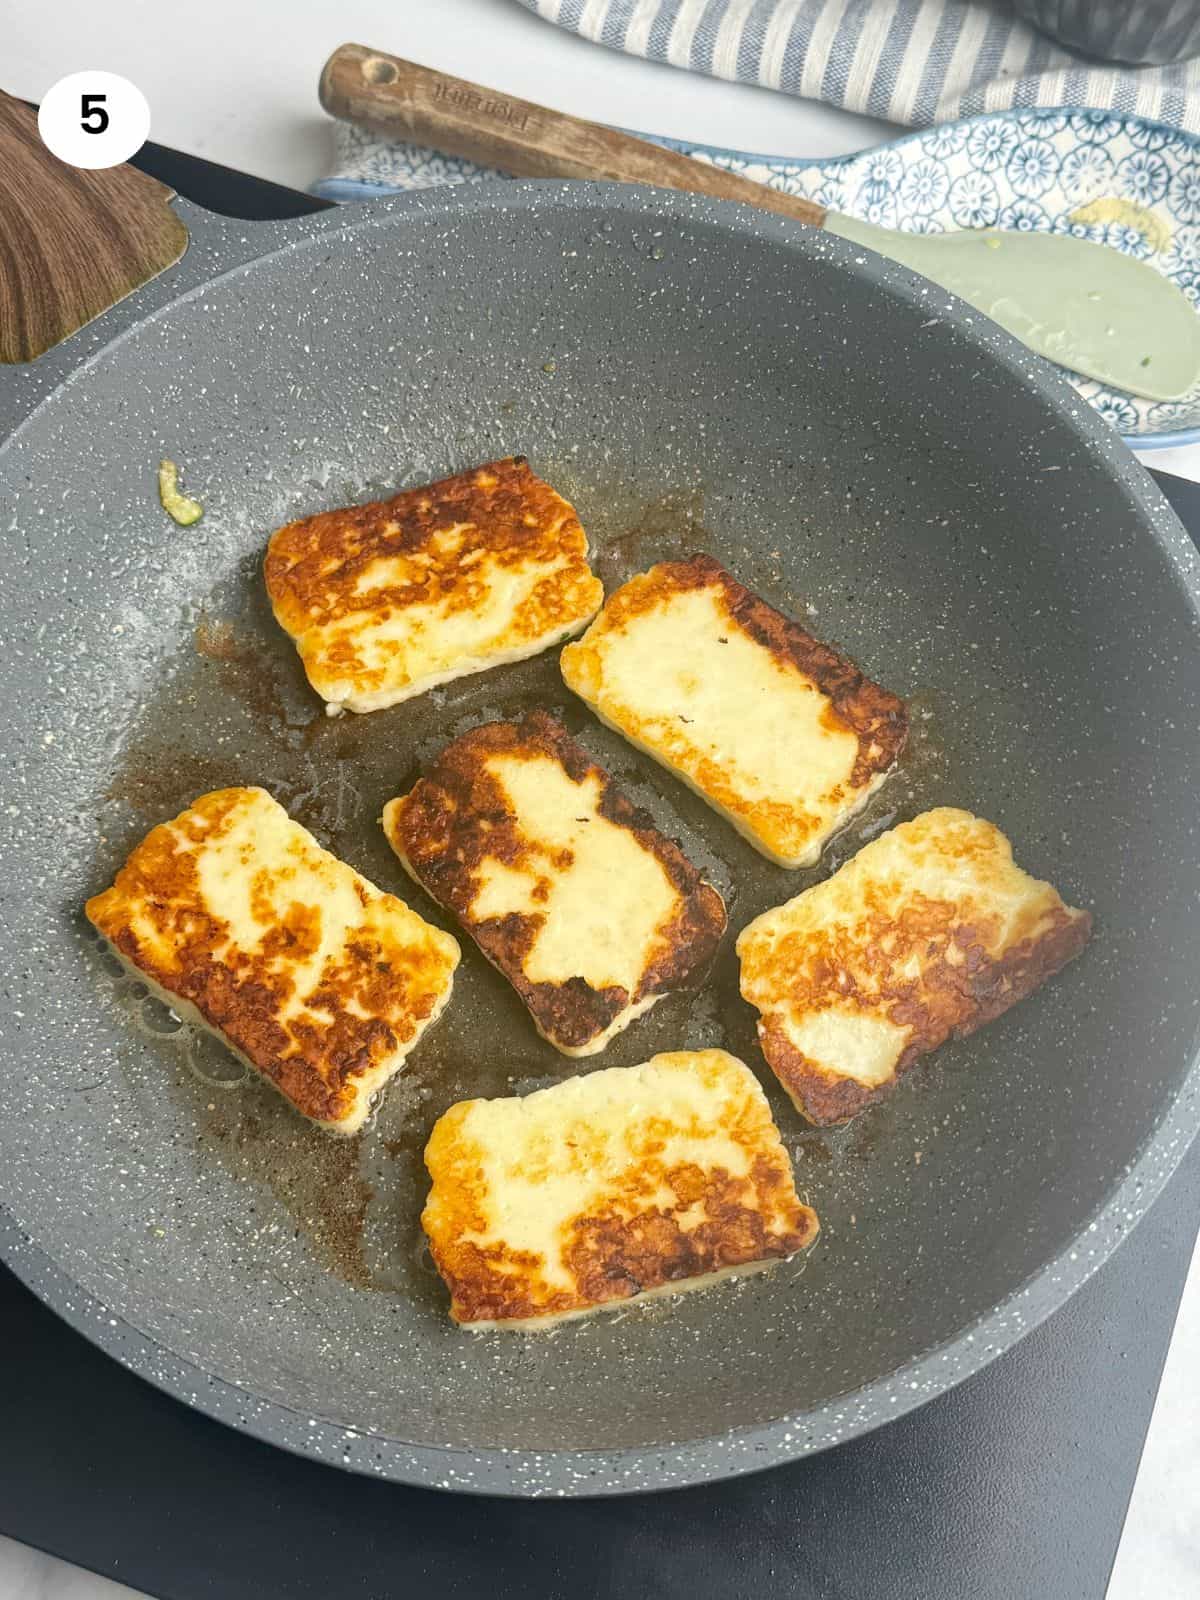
[319, 108, 1200, 447]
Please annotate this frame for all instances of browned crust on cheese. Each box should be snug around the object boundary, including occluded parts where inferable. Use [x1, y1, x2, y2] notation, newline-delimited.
[562, 1153, 817, 1302]
[264, 456, 602, 700]
[422, 1054, 819, 1325]
[437, 1154, 818, 1325]
[580, 554, 908, 786]
[85, 788, 457, 1126]
[758, 901, 1093, 1126]
[386, 712, 727, 1051]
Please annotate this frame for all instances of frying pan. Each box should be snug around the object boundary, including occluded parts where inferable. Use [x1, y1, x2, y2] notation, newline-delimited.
[1, 91, 1199, 1500]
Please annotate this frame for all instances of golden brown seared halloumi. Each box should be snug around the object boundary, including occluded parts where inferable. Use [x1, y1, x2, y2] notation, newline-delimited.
[86, 787, 460, 1134]
[560, 554, 908, 868]
[737, 808, 1092, 1125]
[382, 711, 727, 1056]
[422, 1048, 819, 1328]
[265, 457, 603, 713]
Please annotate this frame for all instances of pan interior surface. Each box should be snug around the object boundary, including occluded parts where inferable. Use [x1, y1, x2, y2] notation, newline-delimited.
[1, 188, 1198, 1489]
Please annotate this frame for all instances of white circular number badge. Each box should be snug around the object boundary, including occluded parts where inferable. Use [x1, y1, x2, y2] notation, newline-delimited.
[37, 72, 151, 170]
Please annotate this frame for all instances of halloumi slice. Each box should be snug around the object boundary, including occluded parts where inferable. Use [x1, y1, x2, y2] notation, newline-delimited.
[737, 808, 1092, 1125]
[265, 457, 603, 713]
[560, 554, 908, 867]
[422, 1048, 819, 1328]
[383, 712, 726, 1056]
[86, 787, 460, 1134]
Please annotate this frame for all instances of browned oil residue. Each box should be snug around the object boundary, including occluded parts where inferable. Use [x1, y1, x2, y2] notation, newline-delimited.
[897, 690, 944, 790]
[846, 1119, 882, 1162]
[196, 1096, 376, 1289]
[555, 481, 709, 590]
[194, 614, 302, 731]
[104, 747, 237, 821]
[595, 489, 710, 585]
[194, 616, 241, 662]
[794, 1133, 835, 1166]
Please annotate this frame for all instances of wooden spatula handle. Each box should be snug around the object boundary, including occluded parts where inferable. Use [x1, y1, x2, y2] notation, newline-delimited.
[0, 93, 188, 364]
[319, 43, 827, 229]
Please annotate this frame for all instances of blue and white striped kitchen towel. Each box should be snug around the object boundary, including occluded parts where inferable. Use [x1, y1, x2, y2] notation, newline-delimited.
[515, 0, 1200, 131]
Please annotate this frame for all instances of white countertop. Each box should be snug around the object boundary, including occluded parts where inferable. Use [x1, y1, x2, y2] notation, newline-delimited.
[3, 4, 1198, 1595]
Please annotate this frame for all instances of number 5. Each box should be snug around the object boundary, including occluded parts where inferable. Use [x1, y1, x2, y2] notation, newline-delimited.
[80, 94, 109, 135]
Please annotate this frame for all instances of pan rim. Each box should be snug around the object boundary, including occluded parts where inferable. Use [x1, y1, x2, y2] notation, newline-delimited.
[2, 178, 1199, 1496]
[2, 1078, 1195, 1497]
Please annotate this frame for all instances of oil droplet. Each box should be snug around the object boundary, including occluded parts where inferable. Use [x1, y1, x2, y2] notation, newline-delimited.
[94, 945, 127, 981]
[184, 1028, 249, 1089]
[137, 994, 184, 1038]
[412, 1230, 438, 1276]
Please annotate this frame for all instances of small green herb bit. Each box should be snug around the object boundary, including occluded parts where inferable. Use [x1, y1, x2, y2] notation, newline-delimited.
[158, 459, 203, 526]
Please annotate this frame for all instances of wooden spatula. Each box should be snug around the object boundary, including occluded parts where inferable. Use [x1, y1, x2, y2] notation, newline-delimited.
[319, 43, 825, 227]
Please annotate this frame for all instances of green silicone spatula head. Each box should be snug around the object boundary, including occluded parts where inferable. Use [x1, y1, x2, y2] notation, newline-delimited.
[826, 214, 1200, 402]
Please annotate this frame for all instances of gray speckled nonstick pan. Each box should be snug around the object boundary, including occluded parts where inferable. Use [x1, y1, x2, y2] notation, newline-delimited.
[2, 177, 1200, 1498]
